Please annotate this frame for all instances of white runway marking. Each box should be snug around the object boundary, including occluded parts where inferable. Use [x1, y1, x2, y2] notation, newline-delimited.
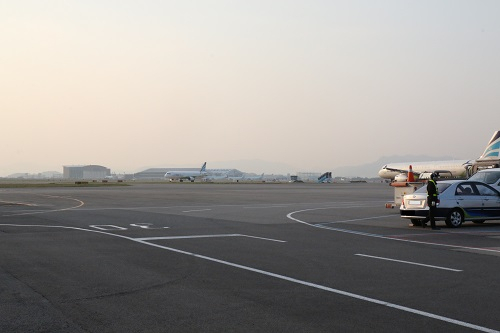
[317, 214, 396, 225]
[90, 225, 128, 231]
[135, 234, 287, 243]
[70, 201, 381, 213]
[182, 208, 212, 213]
[0, 223, 498, 332]
[355, 254, 463, 272]
[0, 201, 39, 206]
[243, 204, 293, 209]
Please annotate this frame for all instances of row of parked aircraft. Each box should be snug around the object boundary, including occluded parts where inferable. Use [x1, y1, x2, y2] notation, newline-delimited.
[163, 131, 500, 183]
[378, 130, 500, 181]
[164, 163, 265, 182]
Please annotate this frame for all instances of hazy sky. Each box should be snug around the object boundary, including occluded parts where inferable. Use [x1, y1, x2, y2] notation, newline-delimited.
[2, 1, 500, 176]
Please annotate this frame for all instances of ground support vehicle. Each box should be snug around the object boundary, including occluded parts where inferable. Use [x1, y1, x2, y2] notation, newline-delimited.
[385, 181, 425, 208]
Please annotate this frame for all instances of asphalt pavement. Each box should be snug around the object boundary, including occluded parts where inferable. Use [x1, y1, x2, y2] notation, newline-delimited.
[1, 182, 500, 332]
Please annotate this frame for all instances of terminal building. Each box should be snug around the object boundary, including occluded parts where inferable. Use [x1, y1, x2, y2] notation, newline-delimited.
[63, 165, 111, 180]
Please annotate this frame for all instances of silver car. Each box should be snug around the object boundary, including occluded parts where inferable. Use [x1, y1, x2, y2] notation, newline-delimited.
[400, 180, 500, 228]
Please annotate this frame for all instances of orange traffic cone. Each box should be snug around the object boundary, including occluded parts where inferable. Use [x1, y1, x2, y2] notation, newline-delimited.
[407, 165, 415, 182]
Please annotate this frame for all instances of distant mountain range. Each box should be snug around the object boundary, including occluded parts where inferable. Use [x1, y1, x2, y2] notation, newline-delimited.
[332, 155, 455, 178]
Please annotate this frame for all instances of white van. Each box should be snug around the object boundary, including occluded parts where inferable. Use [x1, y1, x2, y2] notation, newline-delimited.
[468, 168, 500, 191]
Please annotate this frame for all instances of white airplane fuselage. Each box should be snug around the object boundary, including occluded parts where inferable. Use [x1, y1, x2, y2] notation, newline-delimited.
[378, 130, 500, 181]
[164, 162, 207, 182]
[378, 160, 469, 180]
[165, 171, 203, 181]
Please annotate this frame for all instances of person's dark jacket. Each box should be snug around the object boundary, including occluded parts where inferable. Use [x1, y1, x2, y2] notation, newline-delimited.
[427, 179, 438, 201]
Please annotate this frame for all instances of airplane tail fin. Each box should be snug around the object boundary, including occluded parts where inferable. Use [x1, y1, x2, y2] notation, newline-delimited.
[200, 162, 207, 173]
[479, 131, 500, 160]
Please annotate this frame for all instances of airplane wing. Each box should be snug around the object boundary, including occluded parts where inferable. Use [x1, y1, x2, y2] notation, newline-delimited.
[386, 167, 457, 178]
[383, 167, 407, 173]
[383, 167, 422, 176]
[419, 170, 453, 179]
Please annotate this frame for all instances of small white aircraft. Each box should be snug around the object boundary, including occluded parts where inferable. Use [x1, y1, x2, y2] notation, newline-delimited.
[378, 131, 500, 181]
[164, 162, 207, 182]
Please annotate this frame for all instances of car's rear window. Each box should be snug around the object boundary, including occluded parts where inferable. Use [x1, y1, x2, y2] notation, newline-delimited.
[414, 182, 452, 194]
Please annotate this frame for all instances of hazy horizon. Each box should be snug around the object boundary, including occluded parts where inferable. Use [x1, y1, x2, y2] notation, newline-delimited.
[2, 1, 499, 177]
[1, 154, 470, 179]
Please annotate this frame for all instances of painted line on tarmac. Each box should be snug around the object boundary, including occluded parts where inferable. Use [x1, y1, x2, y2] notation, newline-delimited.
[355, 254, 463, 272]
[135, 234, 286, 243]
[287, 208, 500, 254]
[70, 201, 382, 212]
[182, 208, 212, 213]
[317, 214, 396, 225]
[0, 201, 39, 206]
[243, 204, 293, 209]
[0, 223, 496, 333]
[2, 196, 84, 217]
[90, 225, 128, 231]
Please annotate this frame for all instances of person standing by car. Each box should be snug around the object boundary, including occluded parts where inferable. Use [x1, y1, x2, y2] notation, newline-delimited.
[426, 173, 440, 230]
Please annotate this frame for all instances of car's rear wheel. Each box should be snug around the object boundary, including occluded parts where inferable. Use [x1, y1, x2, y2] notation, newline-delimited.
[445, 209, 463, 228]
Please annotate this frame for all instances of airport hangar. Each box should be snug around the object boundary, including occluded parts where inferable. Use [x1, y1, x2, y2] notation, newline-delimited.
[63, 165, 111, 180]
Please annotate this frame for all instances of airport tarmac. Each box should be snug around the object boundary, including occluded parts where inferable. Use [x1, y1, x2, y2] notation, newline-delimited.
[1, 182, 500, 333]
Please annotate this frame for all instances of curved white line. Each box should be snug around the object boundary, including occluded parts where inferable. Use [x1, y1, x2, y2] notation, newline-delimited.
[3, 195, 85, 217]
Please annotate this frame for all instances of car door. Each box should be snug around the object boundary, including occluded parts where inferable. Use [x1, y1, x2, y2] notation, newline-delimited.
[455, 183, 483, 219]
[475, 183, 500, 218]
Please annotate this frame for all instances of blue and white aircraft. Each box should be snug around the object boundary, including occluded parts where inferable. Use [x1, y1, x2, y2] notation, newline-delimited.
[378, 131, 500, 181]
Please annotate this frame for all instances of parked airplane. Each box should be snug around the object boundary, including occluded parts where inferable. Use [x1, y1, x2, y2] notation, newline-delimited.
[378, 131, 500, 181]
[164, 162, 207, 182]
